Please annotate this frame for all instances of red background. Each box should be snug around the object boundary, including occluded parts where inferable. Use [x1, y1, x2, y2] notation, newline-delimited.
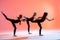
[0, 0, 60, 32]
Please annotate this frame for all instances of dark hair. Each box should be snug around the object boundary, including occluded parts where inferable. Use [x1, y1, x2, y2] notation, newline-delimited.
[44, 12, 48, 16]
[19, 15, 22, 18]
[33, 12, 37, 16]
[18, 14, 22, 19]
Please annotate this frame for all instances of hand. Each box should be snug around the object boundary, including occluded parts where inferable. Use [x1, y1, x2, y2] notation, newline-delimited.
[52, 18, 54, 20]
[22, 19, 26, 21]
[19, 22, 21, 25]
[49, 18, 54, 21]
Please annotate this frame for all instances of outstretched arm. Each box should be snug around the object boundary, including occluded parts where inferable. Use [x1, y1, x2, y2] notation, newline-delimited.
[36, 17, 42, 20]
[46, 18, 54, 21]
[37, 17, 42, 19]
[23, 16, 28, 19]
[23, 16, 29, 21]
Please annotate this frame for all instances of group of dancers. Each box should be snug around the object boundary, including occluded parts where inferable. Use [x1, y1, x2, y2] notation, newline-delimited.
[1, 11, 54, 36]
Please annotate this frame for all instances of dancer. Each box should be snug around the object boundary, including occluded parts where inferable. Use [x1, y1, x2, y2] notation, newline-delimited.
[1, 11, 22, 36]
[31, 12, 54, 36]
[23, 12, 36, 34]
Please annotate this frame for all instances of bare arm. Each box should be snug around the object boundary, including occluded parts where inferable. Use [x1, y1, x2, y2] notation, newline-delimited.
[46, 18, 54, 21]
[37, 17, 42, 18]
[20, 16, 28, 21]
[23, 16, 28, 19]
[36, 17, 42, 20]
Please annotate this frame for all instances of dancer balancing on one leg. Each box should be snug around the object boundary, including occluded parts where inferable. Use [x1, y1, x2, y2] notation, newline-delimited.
[23, 12, 36, 34]
[1, 11, 22, 36]
[31, 12, 54, 36]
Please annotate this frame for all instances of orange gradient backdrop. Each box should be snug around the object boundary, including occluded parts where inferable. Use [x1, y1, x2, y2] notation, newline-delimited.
[0, 0, 60, 32]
